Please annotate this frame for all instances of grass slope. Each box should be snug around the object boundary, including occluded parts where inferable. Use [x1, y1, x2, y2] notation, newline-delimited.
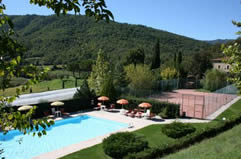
[164, 124, 241, 159]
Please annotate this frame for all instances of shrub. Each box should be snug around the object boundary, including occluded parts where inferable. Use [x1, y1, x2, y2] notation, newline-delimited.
[162, 122, 196, 139]
[160, 67, 178, 80]
[201, 69, 227, 91]
[103, 132, 148, 159]
[124, 64, 156, 90]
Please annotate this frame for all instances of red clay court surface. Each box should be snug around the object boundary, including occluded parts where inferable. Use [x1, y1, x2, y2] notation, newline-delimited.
[150, 89, 237, 119]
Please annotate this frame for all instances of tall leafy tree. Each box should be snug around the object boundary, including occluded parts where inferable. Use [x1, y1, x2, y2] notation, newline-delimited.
[125, 48, 145, 67]
[188, 52, 212, 79]
[222, 21, 241, 92]
[113, 62, 128, 88]
[100, 75, 117, 101]
[124, 64, 155, 90]
[0, 0, 113, 146]
[161, 67, 178, 80]
[74, 79, 95, 102]
[151, 39, 161, 69]
[88, 49, 110, 95]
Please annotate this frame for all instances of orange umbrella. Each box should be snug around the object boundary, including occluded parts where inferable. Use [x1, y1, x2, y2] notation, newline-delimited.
[139, 102, 152, 112]
[98, 96, 109, 101]
[98, 96, 109, 104]
[117, 99, 128, 109]
[138, 102, 152, 108]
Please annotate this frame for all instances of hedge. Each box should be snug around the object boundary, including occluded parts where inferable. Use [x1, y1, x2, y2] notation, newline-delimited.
[162, 122, 196, 139]
[122, 96, 180, 119]
[124, 115, 241, 159]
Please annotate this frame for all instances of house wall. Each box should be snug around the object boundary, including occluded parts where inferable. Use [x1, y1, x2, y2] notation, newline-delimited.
[213, 62, 231, 72]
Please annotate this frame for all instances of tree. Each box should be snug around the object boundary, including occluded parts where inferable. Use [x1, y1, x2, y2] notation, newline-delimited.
[67, 62, 79, 77]
[173, 53, 177, 68]
[161, 67, 178, 80]
[188, 51, 212, 79]
[177, 51, 182, 65]
[113, 62, 129, 88]
[222, 21, 241, 93]
[201, 69, 227, 91]
[74, 79, 95, 102]
[0, 0, 113, 150]
[151, 39, 160, 69]
[124, 64, 155, 90]
[125, 48, 145, 67]
[88, 49, 111, 95]
[28, 0, 114, 20]
[100, 75, 117, 101]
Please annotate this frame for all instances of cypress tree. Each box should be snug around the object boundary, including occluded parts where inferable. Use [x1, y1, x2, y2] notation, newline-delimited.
[173, 53, 177, 68]
[177, 51, 182, 65]
[151, 39, 160, 69]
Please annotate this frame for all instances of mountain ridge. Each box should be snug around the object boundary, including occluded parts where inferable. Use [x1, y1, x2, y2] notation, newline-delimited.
[10, 14, 211, 65]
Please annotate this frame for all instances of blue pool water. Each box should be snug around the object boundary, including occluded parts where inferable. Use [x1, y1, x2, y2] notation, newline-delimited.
[0, 115, 128, 159]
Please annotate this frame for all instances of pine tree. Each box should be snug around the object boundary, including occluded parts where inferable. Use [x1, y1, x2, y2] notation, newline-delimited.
[151, 39, 160, 69]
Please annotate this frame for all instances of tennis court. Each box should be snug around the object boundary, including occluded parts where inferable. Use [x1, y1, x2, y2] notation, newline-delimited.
[150, 89, 237, 119]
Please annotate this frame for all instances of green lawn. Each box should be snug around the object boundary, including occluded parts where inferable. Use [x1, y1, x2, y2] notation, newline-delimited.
[61, 123, 210, 159]
[0, 77, 82, 96]
[164, 124, 241, 159]
[61, 99, 241, 159]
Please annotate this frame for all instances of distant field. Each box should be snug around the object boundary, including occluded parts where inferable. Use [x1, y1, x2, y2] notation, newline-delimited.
[0, 77, 82, 96]
[164, 124, 241, 159]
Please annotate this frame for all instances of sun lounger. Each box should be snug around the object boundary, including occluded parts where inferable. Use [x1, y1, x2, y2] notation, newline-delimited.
[60, 108, 70, 116]
[44, 111, 54, 119]
[128, 110, 137, 118]
[146, 113, 156, 120]
[135, 112, 143, 118]
[125, 109, 132, 116]
[93, 103, 101, 110]
[106, 104, 115, 112]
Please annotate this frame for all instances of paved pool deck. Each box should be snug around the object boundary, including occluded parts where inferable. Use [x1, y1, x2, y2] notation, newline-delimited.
[33, 96, 240, 159]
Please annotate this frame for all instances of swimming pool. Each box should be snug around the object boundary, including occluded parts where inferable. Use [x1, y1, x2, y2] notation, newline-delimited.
[0, 115, 128, 159]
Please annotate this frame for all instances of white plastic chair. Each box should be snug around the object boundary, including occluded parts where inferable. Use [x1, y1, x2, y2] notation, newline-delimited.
[51, 108, 55, 115]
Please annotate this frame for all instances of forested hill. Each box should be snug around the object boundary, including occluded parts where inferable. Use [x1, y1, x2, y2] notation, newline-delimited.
[11, 14, 210, 65]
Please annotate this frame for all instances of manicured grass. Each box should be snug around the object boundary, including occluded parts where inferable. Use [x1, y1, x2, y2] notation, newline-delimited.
[0, 77, 82, 96]
[61, 144, 111, 159]
[62, 99, 241, 159]
[61, 123, 210, 159]
[215, 98, 241, 120]
[164, 124, 241, 159]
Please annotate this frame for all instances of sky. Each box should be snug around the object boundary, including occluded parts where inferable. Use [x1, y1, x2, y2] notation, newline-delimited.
[3, 0, 241, 40]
